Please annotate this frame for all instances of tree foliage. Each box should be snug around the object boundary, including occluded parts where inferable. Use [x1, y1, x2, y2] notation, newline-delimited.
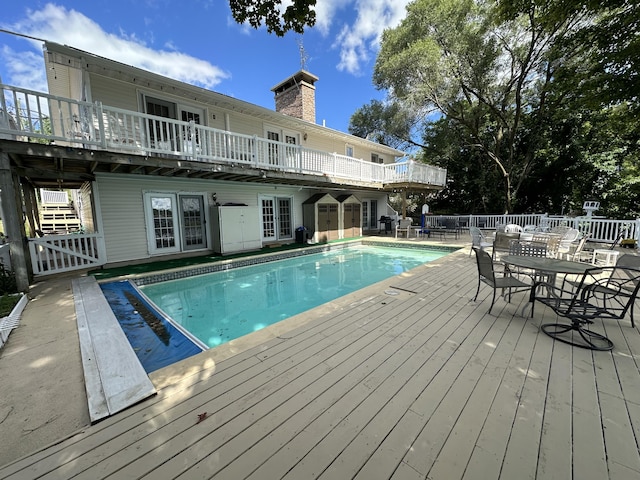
[348, 100, 425, 150]
[229, 0, 317, 36]
[372, 0, 586, 213]
[360, 0, 640, 217]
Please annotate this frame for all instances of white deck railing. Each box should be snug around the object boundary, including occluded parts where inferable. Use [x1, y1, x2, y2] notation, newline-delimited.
[40, 189, 69, 204]
[432, 214, 640, 244]
[28, 233, 106, 276]
[0, 84, 446, 187]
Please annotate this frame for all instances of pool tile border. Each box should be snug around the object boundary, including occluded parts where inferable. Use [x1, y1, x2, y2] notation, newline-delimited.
[125, 241, 459, 287]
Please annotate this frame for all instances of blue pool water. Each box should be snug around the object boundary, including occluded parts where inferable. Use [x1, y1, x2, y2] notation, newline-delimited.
[138, 245, 449, 350]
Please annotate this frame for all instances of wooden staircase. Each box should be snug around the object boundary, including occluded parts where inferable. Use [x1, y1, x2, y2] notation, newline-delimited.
[40, 203, 81, 234]
[38, 189, 82, 234]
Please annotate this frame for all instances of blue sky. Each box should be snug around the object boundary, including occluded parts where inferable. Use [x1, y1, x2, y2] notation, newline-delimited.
[0, 1, 412, 133]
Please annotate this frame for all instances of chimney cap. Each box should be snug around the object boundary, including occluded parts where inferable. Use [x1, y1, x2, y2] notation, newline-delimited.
[271, 70, 319, 94]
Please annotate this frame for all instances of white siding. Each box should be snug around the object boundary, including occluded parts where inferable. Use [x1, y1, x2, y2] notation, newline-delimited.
[95, 173, 314, 264]
[306, 136, 390, 164]
[90, 75, 139, 111]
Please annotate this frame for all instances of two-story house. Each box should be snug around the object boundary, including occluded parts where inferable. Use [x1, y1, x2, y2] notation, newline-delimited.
[0, 41, 446, 288]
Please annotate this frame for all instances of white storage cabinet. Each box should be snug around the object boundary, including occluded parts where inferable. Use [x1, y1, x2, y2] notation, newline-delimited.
[211, 206, 261, 254]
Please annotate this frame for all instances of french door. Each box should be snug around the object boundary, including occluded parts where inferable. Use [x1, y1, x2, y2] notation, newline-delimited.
[260, 195, 293, 242]
[145, 192, 207, 254]
[265, 127, 299, 168]
[144, 95, 203, 152]
[362, 199, 378, 231]
[180, 195, 206, 250]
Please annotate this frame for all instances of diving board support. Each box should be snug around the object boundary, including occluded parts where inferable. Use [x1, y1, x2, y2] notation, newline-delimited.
[73, 276, 156, 423]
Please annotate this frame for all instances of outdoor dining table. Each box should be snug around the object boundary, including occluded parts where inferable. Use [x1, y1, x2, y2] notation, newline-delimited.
[501, 255, 592, 277]
[501, 255, 594, 317]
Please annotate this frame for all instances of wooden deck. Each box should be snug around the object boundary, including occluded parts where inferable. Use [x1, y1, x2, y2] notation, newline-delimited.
[2, 246, 640, 479]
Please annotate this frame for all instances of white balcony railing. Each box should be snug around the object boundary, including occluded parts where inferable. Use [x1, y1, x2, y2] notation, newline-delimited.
[0, 84, 447, 187]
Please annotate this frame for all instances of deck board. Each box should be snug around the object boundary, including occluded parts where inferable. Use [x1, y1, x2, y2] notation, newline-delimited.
[2, 244, 640, 479]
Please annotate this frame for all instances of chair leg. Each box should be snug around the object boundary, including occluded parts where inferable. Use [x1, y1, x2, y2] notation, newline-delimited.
[474, 278, 481, 302]
[487, 288, 496, 314]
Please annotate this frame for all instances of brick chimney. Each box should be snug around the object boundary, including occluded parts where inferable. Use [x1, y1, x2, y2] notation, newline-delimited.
[271, 70, 318, 123]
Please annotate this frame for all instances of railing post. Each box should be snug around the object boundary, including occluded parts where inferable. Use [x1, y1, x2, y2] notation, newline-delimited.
[253, 135, 259, 168]
[96, 234, 107, 264]
[298, 145, 303, 173]
[189, 120, 197, 160]
[96, 102, 107, 149]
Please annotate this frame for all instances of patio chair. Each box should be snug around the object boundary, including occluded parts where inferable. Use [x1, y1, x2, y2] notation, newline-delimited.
[469, 226, 493, 257]
[492, 232, 520, 261]
[557, 228, 581, 258]
[507, 239, 549, 282]
[545, 234, 561, 258]
[531, 264, 640, 350]
[566, 233, 591, 262]
[473, 247, 531, 314]
[564, 253, 640, 327]
[504, 224, 523, 233]
[583, 232, 625, 266]
[395, 218, 412, 238]
[550, 225, 572, 236]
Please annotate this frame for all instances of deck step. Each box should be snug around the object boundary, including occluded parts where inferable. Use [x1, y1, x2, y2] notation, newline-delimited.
[72, 276, 156, 423]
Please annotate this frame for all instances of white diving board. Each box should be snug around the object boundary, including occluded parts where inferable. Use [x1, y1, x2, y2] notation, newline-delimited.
[72, 276, 156, 423]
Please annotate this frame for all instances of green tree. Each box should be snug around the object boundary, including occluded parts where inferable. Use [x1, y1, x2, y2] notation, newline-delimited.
[348, 100, 425, 150]
[372, 0, 586, 213]
[498, 0, 640, 217]
[229, 0, 316, 36]
[499, 0, 640, 110]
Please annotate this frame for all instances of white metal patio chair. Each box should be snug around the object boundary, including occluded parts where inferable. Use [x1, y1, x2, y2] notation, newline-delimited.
[469, 226, 493, 256]
[395, 218, 412, 238]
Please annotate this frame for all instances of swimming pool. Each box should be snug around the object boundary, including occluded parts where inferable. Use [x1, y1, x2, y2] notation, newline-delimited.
[137, 245, 449, 350]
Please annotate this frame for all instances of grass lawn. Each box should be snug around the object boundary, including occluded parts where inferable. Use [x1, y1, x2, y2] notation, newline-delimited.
[0, 294, 20, 317]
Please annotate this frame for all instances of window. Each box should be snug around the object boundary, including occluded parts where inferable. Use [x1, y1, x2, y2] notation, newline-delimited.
[346, 144, 354, 157]
[371, 153, 383, 164]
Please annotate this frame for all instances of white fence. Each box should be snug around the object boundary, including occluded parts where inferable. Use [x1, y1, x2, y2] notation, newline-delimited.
[28, 233, 106, 276]
[430, 214, 640, 245]
[0, 84, 447, 188]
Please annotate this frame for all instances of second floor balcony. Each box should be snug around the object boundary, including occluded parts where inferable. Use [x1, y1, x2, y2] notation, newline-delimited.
[0, 84, 446, 191]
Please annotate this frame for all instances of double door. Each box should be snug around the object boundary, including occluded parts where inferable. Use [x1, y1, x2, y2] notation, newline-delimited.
[260, 196, 293, 242]
[145, 193, 207, 254]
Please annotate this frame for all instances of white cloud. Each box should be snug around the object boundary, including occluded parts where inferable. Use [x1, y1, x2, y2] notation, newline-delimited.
[0, 46, 47, 92]
[332, 0, 411, 75]
[2, 3, 229, 90]
[314, 0, 352, 35]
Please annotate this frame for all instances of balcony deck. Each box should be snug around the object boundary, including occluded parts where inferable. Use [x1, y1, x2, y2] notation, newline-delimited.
[0, 84, 446, 191]
[1, 237, 639, 479]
